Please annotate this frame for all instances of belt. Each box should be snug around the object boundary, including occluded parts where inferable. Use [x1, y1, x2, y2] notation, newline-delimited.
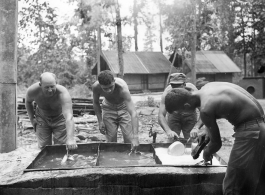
[234, 115, 265, 132]
[102, 99, 126, 110]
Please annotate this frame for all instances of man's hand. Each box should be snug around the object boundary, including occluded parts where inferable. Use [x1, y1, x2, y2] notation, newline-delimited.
[203, 148, 213, 162]
[190, 127, 199, 139]
[99, 122, 106, 135]
[31, 118, 39, 132]
[130, 137, 139, 153]
[166, 130, 179, 139]
[66, 138, 78, 150]
[197, 129, 209, 145]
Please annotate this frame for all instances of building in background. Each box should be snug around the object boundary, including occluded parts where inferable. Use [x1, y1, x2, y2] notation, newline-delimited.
[183, 51, 241, 83]
[92, 51, 178, 93]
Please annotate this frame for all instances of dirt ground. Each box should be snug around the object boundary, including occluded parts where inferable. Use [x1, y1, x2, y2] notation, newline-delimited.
[16, 93, 238, 164]
[4, 94, 265, 184]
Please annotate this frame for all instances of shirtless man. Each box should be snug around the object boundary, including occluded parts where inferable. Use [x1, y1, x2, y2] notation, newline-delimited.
[92, 70, 139, 151]
[25, 72, 77, 150]
[165, 82, 265, 195]
[158, 73, 203, 140]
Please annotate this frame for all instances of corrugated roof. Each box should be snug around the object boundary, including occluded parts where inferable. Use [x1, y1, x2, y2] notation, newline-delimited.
[102, 51, 174, 74]
[185, 51, 241, 73]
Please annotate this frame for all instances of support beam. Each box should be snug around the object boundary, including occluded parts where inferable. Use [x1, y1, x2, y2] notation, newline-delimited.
[0, 0, 18, 152]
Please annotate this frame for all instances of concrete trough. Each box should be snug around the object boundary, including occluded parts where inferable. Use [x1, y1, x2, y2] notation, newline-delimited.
[0, 141, 227, 195]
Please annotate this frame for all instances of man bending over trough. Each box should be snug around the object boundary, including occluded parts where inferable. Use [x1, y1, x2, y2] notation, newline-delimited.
[165, 82, 265, 195]
[92, 70, 139, 152]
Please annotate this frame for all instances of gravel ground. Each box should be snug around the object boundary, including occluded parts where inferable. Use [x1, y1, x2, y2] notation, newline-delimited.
[12, 96, 265, 166]
[1, 95, 265, 185]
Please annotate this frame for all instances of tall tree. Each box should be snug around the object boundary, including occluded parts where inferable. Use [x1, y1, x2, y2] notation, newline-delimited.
[18, 0, 77, 87]
[143, 15, 156, 51]
[115, 0, 124, 78]
[131, 0, 148, 51]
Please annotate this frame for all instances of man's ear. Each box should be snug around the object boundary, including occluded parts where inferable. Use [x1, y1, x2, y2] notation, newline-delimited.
[39, 82, 41, 86]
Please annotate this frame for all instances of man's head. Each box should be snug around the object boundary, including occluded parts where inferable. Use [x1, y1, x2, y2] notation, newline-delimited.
[39, 72, 57, 97]
[165, 88, 192, 113]
[169, 73, 186, 88]
[98, 70, 115, 94]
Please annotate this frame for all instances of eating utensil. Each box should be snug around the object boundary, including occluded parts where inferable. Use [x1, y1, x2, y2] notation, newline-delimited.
[61, 147, 69, 165]
[184, 137, 191, 154]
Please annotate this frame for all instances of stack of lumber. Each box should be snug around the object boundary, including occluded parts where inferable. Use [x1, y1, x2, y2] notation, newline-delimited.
[17, 97, 103, 116]
[72, 98, 103, 116]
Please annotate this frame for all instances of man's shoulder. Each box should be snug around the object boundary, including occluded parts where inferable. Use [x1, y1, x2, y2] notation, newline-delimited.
[186, 82, 198, 91]
[115, 78, 129, 91]
[56, 84, 69, 93]
[115, 77, 127, 86]
[164, 85, 172, 93]
[92, 81, 101, 91]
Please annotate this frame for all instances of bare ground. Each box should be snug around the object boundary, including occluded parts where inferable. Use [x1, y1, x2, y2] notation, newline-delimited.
[3, 95, 264, 184]
[12, 94, 265, 165]
[16, 93, 237, 164]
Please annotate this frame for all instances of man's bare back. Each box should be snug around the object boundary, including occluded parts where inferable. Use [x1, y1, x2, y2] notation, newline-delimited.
[199, 82, 263, 126]
[164, 82, 265, 194]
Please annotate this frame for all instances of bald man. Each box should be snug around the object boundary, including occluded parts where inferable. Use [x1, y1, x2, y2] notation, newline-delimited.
[25, 72, 77, 150]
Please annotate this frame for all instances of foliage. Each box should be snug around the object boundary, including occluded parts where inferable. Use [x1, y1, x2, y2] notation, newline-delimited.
[143, 25, 157, 51]
[68, 84, 92, 98]
[147, 96, 156, 107]
[17, 0, 265, 93]
[18, 0, 79, 87]
[162, 0, 194, 52]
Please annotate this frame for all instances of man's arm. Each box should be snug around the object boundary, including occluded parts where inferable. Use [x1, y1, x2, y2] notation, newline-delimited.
[190, 108, 204, 138]
[25, 86, 37, 131]
[186, 83, 205, 138]
[158, 88, 179, 138]
[92, 83, 105, 134]
[123, 90, 139, 149]
[200, 111, 222, 161]
[60, 88, 77, 150]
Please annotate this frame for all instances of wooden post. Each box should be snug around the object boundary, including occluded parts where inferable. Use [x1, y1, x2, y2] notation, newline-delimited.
[0, 0, 18, 152]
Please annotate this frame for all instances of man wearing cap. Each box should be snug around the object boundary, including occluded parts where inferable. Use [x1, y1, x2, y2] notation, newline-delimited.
[158, 73, 203, 140]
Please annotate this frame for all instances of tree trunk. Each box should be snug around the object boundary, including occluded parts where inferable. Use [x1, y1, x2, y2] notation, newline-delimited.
[191, 0, 196, 84]
[116, 2, 124, 78]
[133, 0, 138, 51]
[166, 50, 178, 88]
[158, 0, 163, 53]
[97, 26, 101, 77]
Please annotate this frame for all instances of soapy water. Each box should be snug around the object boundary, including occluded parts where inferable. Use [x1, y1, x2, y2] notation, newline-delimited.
[98, 150, 155, 166]
[34, 153, 98, 169]
[32, 147, 221, 169]
[155, 147, 221, 166]
[33, 150, 155, 168]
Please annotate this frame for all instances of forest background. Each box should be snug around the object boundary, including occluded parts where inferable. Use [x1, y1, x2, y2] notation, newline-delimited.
[17, 0, 265, 98]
